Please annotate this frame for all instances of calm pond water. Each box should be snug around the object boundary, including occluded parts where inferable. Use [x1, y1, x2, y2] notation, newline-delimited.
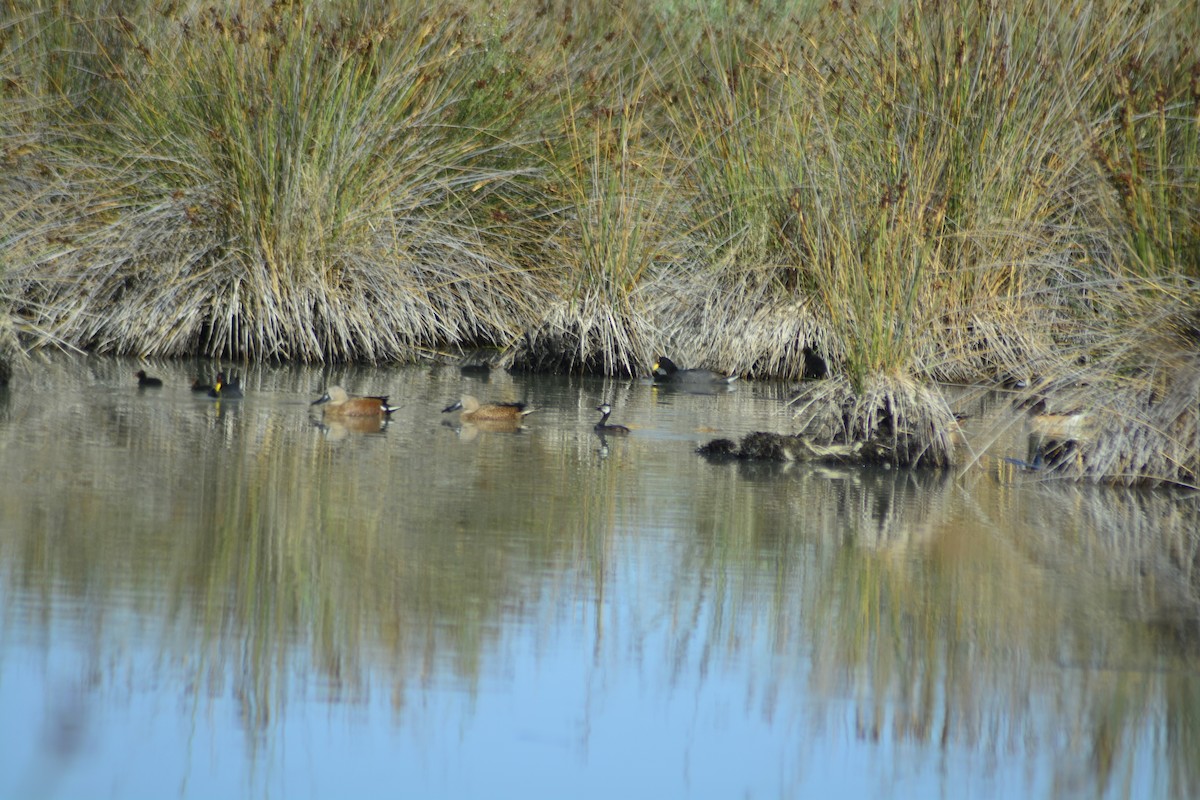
[1, 355, 1198, 799]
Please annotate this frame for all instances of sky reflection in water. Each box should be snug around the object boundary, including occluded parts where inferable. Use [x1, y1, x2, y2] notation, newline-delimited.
[1, 356, 1198, 799]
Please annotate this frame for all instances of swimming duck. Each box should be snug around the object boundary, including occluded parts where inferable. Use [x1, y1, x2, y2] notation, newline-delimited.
[442, 395, 534, 423]
[651, 356, 738, 385]
[311, 385, 398, 417]
[594, 402, 630, 435]
[136, 369, 163, 388]
[207, 371, 243, 399]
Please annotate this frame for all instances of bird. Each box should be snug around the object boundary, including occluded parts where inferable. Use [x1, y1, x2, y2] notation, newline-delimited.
[801, 347, 828, 380]
[207, 372, 243, 399]
[442, 394, 534, 423]
[311, 385, 398, 417]
[594, 402, 630, 435]
[651, 356, 738, 385]
[191, 378, 213, 393]
[136, 370, 163, 388]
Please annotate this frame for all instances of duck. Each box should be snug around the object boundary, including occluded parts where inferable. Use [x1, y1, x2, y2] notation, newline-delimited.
[594, 402, 630, 435]
[311, 385, 398, 417]
[136, 369, 163, 388]
[442, 394, 534, 423]
[651, 356, 738, 385]
[207, 371, 243, 399]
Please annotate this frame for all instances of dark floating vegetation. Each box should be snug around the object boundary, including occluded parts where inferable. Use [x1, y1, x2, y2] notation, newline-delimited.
[1, 0, 1198, 486]
[698, 433, 897, 467]
[702, 376, 958, 468]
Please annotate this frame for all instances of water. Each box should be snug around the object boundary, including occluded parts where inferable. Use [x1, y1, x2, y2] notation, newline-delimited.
[1, 355, 1198, 799]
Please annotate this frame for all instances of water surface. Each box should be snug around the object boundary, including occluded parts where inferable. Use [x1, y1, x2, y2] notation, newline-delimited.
[1, 356, 1198, 798]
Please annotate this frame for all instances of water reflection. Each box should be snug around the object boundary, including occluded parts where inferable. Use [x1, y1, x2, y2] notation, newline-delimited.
[313, 415, 390, 438]
[0, 355, 1198, 798]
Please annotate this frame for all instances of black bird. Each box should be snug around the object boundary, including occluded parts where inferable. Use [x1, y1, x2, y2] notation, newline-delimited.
[207, 371, 243, 399]
[594, 402, 630, 435]
[651, 356, 738, 386]
[136, 370, 163, 388]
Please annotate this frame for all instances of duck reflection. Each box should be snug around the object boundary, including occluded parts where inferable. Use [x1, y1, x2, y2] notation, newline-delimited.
[313, 415, 389, 440]
[649, 379, 737, 397]
[449, 418, 527, 441]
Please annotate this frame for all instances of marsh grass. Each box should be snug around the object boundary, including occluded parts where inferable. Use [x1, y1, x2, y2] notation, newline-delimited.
[2, 0, 1199, 481]
[505, 67, 674, 375]
[7, 4, 547, 360]
[1084, 7, 1200, 283]
[1047, 338, 1200, 489]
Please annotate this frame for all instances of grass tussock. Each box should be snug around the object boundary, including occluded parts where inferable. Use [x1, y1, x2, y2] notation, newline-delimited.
[506, 69, 673, 375]
[1090, 360, 1200, 490]
[1026, 303, 1200, 488]
[1, 0, 1198, 481]
[5, 3, 548, 360]
[789, 374, 959, 468]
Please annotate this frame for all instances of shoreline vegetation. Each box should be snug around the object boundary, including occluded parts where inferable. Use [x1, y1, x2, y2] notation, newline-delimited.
[1, 1, 1197, 485]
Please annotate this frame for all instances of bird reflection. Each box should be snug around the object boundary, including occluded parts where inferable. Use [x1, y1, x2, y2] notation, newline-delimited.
[444, 417, 526, 440]
[313, 416, 389, 440]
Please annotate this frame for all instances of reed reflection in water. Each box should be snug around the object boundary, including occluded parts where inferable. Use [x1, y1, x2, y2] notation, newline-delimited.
[0, 355, 1198, 798]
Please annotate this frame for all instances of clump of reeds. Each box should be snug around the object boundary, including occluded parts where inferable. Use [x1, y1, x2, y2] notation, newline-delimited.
[1084, 27, 1200, 283]
[1090, 367, 1199, 489]
[506, 66, 674, 376]
[648, 0, 1110, 388]
[788, 374, 959, 468]
[646, 14, 845, 381]
[644, 277, 832, 381]
[998, 293, 1200, 486]
[6, 3, 550, 361]
[1028, 305, 1200, 488]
